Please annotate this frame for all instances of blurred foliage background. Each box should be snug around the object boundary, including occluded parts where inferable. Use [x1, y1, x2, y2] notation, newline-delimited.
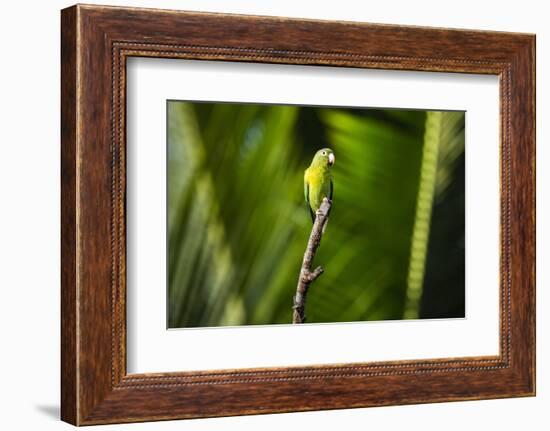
[167, 100, 465, 328]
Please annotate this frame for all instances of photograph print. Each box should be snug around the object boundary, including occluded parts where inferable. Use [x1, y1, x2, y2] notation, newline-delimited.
[167, 100, 465, 328]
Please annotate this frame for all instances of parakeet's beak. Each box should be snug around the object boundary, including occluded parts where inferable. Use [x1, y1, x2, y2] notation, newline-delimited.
[328, 153, 335, 166]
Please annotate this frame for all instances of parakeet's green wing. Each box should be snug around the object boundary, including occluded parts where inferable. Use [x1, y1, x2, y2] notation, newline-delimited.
[304, 181, 315, 222]
[329, 179, 333, 201]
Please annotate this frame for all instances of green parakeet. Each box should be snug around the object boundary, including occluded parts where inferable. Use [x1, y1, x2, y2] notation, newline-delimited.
[304, 148, 335, 222]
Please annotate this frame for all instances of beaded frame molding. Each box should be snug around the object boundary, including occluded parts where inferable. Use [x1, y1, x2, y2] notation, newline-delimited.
[61, 4, 535, 425]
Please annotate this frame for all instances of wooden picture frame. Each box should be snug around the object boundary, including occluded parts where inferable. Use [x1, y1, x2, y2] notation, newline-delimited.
[61, 4, 535, 425]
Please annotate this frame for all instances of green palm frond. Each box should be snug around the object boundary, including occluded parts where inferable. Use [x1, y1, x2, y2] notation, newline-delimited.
[404, 111, 465, 319]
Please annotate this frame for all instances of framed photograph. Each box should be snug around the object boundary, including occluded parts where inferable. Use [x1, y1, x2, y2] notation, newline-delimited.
[61, 4, 535, 425]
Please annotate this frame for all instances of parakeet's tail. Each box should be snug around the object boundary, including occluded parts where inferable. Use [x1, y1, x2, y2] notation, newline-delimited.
[321, 200, 332, 233]
[321, 217, 329, 234]
[309, 208, 315, 223]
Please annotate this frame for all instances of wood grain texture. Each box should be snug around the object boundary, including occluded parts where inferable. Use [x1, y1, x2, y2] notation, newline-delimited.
[60, 4, 536, 425]
[60, 6, 78, 425]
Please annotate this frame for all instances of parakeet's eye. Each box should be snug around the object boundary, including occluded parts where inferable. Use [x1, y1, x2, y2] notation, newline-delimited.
[322, 151, 326, 155]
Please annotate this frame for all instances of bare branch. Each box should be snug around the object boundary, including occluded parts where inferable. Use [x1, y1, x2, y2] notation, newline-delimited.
[293, 198, 332, 324]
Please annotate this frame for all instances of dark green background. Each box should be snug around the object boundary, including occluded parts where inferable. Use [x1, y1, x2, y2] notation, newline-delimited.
[167, 101, 465, 328]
